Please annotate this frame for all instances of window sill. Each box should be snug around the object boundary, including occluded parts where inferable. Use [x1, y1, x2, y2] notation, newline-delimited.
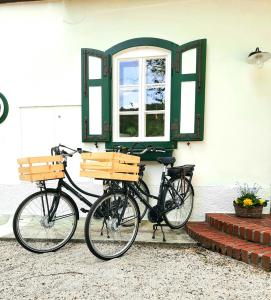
[105, 141, 176, 161]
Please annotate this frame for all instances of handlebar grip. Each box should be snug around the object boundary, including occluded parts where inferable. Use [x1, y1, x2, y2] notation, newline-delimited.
[61, 150, 73, 157]
[51, 146, 60, 155]
[113, 145, 129, 153]
[155, 147, 165, 151]
[79, 149, 91, 154]
[155, 147, 166, 153]
[146, 146, 165, 152]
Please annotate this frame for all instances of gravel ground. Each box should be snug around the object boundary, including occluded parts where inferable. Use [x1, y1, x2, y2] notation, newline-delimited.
[1, 241, 271, 300]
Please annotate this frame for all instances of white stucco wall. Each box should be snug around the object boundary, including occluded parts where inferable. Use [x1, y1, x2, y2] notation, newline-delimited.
[0, 0, 271, 220]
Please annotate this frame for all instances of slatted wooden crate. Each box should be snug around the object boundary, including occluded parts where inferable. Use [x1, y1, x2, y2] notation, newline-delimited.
[17, 155, 64, 182]
[80, 152, 140, 182]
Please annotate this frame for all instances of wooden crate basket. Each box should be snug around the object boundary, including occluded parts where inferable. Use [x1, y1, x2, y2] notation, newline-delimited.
[80, 152, 140, 182]
[17, 155, 64, 182]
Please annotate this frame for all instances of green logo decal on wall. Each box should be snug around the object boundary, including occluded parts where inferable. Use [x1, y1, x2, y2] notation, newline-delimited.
[0, 93, 9, 124]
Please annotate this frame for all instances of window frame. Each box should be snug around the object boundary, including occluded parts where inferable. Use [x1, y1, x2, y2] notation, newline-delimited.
[112, 46, 171, 142]
[81, 37, 207, 152]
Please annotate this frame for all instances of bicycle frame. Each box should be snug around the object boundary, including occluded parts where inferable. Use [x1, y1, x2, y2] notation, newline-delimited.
[124, 169, 189, 219]
[40, 160, 101, 221]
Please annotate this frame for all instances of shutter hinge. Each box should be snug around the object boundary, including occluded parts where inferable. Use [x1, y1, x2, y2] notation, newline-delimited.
[195, 114, 201, 138]
[103, 121, 111, 140]
[84, 117, 89, 141]
[103, 56, 111, 77]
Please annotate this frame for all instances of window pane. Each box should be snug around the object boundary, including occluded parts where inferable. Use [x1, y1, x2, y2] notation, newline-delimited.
[120, 60, 139, 85]
[182, 49, 197, 74]
[145, 87, 165, 111]
[89, 56, 102, 80]
[146, 114, 164, 137]
[146, 58, 166, 84]
[119, 89, 139, 111]
[180, 81, 196, 133]
[89, 86, 102, 135]
[120, 115, 138, 137]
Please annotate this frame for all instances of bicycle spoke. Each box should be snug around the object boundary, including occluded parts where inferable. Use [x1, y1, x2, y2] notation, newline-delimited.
[163, 178, 194, 229]
[14, 190, 77, 253]
[85, 192, 139, 260]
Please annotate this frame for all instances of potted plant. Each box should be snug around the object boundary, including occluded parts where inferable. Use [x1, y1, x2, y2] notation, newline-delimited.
[233, 183, 268, 218]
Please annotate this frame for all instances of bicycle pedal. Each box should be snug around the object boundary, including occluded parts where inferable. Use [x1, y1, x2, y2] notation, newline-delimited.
[80, 208, 89, 213]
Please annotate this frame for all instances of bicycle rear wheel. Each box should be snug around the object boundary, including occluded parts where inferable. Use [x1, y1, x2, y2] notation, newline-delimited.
[13, 189, 78, 253]
[133, 178, 150, 220]
[84, 192, 139, 260]
[104, 179, 149, 221]
[163, 178, 194, 229]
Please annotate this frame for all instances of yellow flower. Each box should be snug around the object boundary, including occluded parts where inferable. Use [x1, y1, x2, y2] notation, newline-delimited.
[259, 199, 265, 205]
[243, 198, 253, 206]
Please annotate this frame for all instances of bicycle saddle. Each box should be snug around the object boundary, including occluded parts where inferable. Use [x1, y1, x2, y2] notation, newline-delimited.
[156, 157, 176, 166]
[167, 164, 195, 178]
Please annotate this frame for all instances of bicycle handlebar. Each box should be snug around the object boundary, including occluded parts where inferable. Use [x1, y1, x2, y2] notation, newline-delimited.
[113, 143, 166, 156]
[51, 144, 90, 158]
[133, 146, 166, 155]
[51, 143, 165, 158]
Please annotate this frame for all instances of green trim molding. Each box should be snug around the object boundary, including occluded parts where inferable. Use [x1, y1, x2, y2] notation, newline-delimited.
[106, 141, 176, 161]
[0, 93, 9, 124]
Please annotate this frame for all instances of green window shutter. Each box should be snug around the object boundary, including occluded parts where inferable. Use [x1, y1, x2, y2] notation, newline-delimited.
[171, 39, 206, 141]
[81, 48, 111, 142]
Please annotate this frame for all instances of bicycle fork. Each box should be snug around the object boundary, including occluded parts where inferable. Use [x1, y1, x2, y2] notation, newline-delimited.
[38, 181, 61, 223]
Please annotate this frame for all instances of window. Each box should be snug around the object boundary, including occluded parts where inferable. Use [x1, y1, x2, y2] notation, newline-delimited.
[81, 38, 206, 150]
[113, 47, 171, 142]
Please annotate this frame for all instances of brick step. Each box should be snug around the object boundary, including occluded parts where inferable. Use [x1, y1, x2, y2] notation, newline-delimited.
[186, 222, 271, 271]
[206, 213, 271, 246]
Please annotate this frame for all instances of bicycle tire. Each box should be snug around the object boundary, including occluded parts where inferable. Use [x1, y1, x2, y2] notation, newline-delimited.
[84, 192, 140, 260]
[13, 189, 78, 253]
[163, 177, 194, 229]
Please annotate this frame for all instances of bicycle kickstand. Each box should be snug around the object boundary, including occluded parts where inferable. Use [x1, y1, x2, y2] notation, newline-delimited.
[152, 223, 167, 242]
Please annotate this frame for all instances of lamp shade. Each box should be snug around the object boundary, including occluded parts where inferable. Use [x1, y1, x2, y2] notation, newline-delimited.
[247, 47, 271, 67]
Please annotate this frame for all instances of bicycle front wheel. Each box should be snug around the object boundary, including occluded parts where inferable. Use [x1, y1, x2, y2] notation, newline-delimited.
[13, 189, 78, 253]
[84, 192, 139, 260]
[163, 178, 194, 229]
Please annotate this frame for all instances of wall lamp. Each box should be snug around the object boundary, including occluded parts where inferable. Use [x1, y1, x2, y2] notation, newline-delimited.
[247, 47, 271, 68]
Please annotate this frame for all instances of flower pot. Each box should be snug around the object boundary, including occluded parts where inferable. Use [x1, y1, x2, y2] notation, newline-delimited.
[234, 203, 263, 218]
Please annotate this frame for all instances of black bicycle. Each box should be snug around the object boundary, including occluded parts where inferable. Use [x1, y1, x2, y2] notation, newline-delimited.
[104, 144, 150, 221]
[13, 145, 100, 253]
[84, 145, 195, 260]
